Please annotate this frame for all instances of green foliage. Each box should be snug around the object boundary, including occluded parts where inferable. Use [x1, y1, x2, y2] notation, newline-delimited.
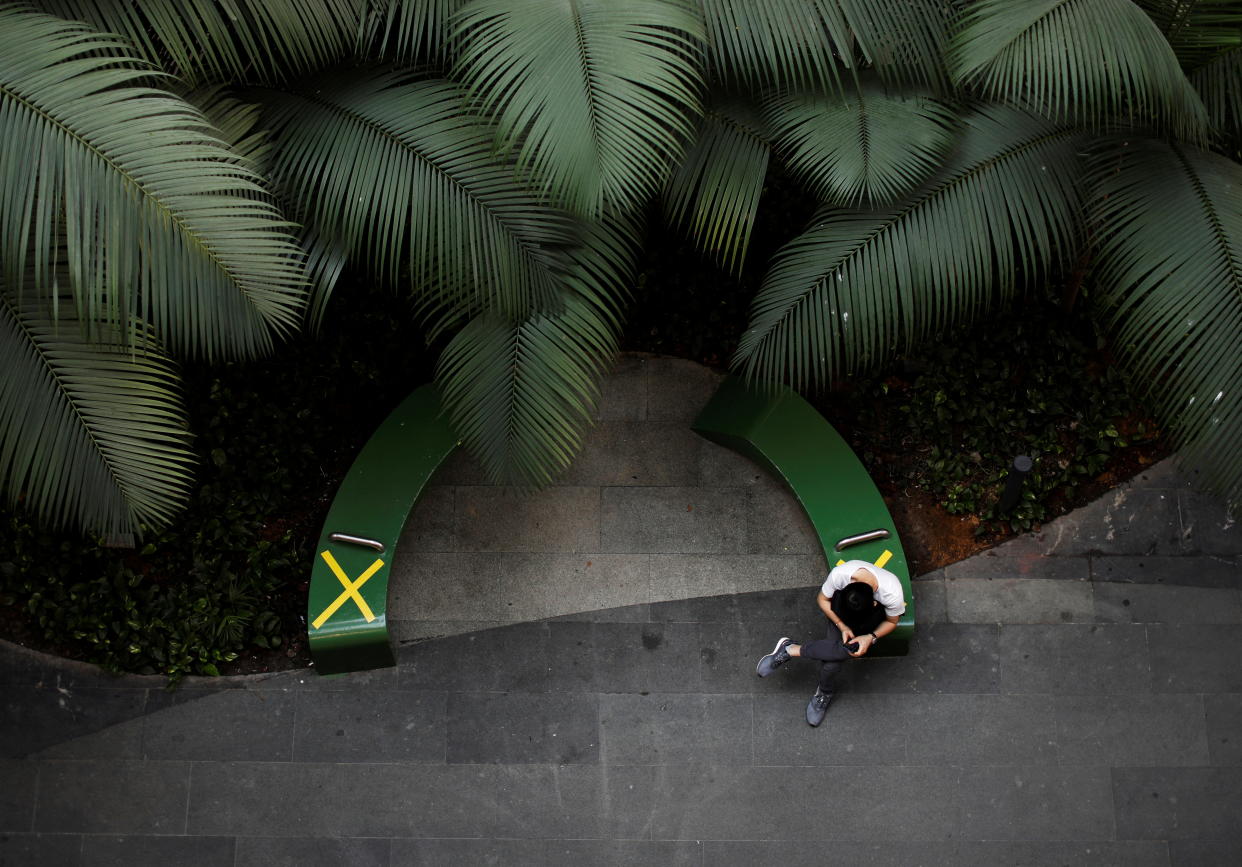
[764, 82, 957, 206]
[736, 105, 1086, 392]
[1087, 138, 1242, 509]
[0, 285, 433, 682]
[851, 303, 1160, 533]
[0, 286, 196, 539]
[0, 511, 290, 682]
[453, 0, 705, 218]
[948, 0, 1208, 137]
[5, 0, 1241, 534]
[255, 73, 576, 328]
[663, 97, 770, 275]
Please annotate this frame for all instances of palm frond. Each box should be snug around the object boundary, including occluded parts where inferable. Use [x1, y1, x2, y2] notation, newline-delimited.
[1136, 0, 1242, 63]
[453, 0, 705, 217]
[0, 6, 309, 360]
[835, 0, 949, 90]
[188, 85, 353, 332]
[735, 104, 1085, 392]
[765, 82, 957, 207]
[188, 86, 273, 172]
[1088, 138, 1242, 508]
[948, 0, 1208, 139]
[1190, 48, 1242, 141]
[1136, 0, 1242, 140]
[699, 0, 850, 92]
[0, 280, 196, 537]
[662, 97, 770, 275]
[255, 72, 578, 326]
[700, 0, 947, 92]
[436, 216, 638, 487]
[33, 0, 364, 86]
[359, 0, 465, 66]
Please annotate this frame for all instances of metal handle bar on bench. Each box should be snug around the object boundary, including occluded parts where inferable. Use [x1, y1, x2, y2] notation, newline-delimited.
[329, 533, 386, 553]
[834, 529, 890, 551]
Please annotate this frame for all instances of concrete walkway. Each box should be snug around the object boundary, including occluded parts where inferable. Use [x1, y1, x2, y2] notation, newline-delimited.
[2, 355, 1240, 866]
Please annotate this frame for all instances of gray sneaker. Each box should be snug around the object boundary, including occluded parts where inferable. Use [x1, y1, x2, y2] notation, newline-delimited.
[756, 637, 792, 677]
[806, 687, 832, 726]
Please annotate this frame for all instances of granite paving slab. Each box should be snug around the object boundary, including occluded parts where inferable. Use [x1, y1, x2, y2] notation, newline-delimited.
[945, 576, 1095, 623]
[1148, 624, 1242, 692]
[34, 761, 189, 834]
[1204, 693, 1242, 766]
[999, 624, 1153, 694]
[0, 760, 37, 831]
[1093, 581, 1242, 624]
[1113, 767, 1242, 841]
[292, 689, 446, 763]
[234, 836, 390, 867]
[78, 835, 235, 867]
[141, 688, 296, 762]
[0, 834, 83, 867]
[5, 687, 147, 759]
[1054, 694, 1211, 767]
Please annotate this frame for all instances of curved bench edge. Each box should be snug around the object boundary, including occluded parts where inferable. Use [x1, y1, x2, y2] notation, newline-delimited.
[308, 384, 459, 675]
[693, 376, 915, 655]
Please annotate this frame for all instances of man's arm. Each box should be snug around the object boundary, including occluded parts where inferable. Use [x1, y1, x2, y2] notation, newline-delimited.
[852, 614, 900, 656]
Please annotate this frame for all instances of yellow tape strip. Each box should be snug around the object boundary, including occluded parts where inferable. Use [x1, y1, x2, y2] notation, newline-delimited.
[835, 549, 894, 569]
[313, 550, 382, 629]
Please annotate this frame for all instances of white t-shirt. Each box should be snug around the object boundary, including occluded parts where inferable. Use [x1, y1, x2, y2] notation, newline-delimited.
[821, 560, 906, 618]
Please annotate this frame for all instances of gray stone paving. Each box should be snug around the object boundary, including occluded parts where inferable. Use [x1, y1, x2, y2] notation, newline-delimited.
[2, 354, 1241, 866]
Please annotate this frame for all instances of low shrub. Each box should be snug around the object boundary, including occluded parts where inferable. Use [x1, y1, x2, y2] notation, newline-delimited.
[0, 284, 432, 682]
[843, 300, 1161, 533]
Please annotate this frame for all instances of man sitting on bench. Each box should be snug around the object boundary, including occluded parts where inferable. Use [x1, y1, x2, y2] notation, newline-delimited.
[754, 560, 907, 726]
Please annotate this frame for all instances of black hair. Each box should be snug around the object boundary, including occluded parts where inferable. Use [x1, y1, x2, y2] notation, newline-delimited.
[835, 581, 879, 631]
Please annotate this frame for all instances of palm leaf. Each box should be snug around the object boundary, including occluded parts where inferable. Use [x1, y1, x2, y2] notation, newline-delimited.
[765, 82, 957, 207]
[436, 217, 637, 487]
[189, 84, 354, 331]
[699, 0, 851, 92]
[834, 0, 949, 90]
[735, 104, 1085, 392]
[1137, 0, 1242, 63]
[1190, 49, 1242, 140]
[700, 0, 947, 92]
[662, 97, 770, 275]
[359, 0, 465, 66]
[255, 72, 577, 327]
[948, 0, 1208, 138]
[187, 84, 362, 334]
[1136, 0, 1242, 139]
[1088, 138, 1242, 508]
[189, 86, 274, 172]
[453, 0, 705, 217]
[33, 0, 364, 86]
[0, 279, 196, 537]
[0, 6, 309, 360]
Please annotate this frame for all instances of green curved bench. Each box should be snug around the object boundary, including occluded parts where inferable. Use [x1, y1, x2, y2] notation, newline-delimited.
[308, 385, 459, 675]
[693, 376, 914, 655]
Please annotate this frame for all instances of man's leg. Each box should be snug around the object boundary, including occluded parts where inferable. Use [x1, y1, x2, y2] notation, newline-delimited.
[793, 633, 848, 726]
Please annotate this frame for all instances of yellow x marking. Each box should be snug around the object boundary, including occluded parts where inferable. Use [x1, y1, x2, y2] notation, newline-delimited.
[836, 549, 893, 569]
[313, 550, 383, 630]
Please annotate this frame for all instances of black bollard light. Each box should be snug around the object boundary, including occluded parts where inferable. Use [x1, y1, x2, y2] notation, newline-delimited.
[997, 455, 1034, 513]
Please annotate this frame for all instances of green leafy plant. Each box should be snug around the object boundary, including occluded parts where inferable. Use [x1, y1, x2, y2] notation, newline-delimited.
[2, 0, 1239, 540]
[849, 301, 1160, 534]
[0, 286, 433, 682]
